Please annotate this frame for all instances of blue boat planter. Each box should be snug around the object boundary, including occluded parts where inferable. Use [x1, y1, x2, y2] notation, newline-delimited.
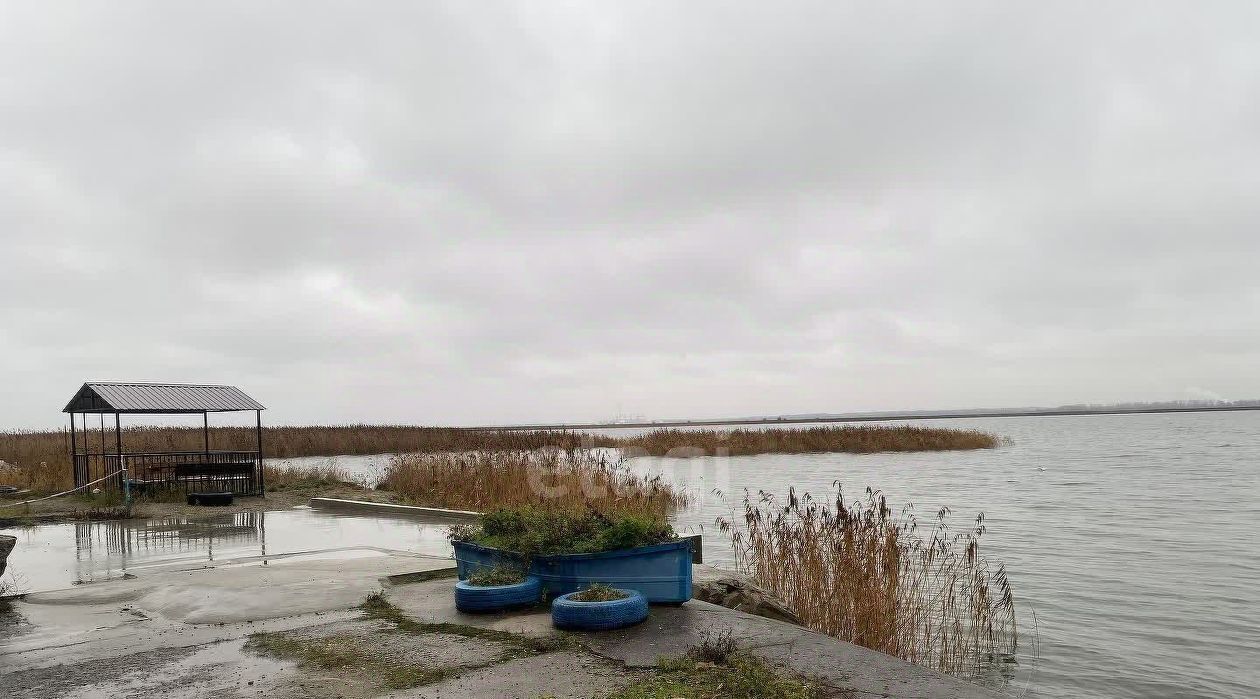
[453, 539, 693, 604]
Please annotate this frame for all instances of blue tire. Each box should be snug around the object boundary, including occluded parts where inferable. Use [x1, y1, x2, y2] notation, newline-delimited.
[454, 576, 542, 613]
[551, 590, 649, 631]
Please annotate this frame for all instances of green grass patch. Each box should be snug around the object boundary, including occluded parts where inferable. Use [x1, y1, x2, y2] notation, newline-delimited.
[244, 631, 370, 669]
[610, 655, 822, 699]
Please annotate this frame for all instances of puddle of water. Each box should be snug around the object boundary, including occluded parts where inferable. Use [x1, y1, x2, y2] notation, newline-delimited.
[0, 509, 454, 595]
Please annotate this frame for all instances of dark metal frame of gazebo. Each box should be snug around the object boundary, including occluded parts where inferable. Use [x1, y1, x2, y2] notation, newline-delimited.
[64, 382, 266, 498]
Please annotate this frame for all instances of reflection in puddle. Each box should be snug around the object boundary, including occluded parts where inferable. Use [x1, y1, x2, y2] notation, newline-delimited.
[1, 508, 454, 594]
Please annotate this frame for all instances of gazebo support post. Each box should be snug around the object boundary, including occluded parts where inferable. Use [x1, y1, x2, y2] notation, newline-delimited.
[115, 413, 128, 507]
[69, 413, 78, 488]
[255, 409, 265, 496]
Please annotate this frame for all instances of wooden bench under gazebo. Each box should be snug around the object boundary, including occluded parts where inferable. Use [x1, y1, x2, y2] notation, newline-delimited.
[64, 382, 266, 497]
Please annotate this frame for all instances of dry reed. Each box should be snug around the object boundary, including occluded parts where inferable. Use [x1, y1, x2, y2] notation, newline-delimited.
[0, 426, 613, 493]
[381, 448, 688, 518]
[2, 423, 998, 495]
[719, 486, 1016, 680]
[619, 424, 999, 457]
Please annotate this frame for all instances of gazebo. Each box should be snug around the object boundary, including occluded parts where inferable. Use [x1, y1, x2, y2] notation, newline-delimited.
[64, 382, 267, 497]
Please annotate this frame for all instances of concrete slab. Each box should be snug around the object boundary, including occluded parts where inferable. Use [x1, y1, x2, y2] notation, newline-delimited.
[0, 637, 297, 699]
[580, 600, 1000, 698]
[309, 498, 480, 522]
[391, 651, 637, 699]
[1, 552, 456, 673]
[387, 579, 999, 699]
[386, 577, 562, 641]
[3, 555, 1000, 699]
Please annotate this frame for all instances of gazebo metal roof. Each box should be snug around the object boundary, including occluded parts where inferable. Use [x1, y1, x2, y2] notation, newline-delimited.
[63, 382, 267, 414]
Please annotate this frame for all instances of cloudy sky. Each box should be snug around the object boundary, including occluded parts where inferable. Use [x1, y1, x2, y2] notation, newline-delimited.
[3, 2, 1259, 428]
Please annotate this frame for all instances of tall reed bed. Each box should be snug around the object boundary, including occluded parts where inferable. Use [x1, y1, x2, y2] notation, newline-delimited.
[0, 426, 612, 493]
[720, 486, 1016, 680]
[620, 424, 999, 457]
[381, 448, 688, 518]
[1, 422, 999, 494]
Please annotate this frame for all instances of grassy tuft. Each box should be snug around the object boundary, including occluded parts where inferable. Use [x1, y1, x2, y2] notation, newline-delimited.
[611, 654, 821, 699]
[687, 627, 738, 664]
[569, 583, 628, 602]
[362, 589, 390, 610]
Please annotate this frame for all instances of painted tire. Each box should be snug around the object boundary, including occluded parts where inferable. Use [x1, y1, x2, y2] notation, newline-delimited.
[551, 590, 649, 631]
[454, 576, 542, 613]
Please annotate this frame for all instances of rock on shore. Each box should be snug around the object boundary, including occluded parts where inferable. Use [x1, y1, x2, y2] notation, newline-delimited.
[691, 564, 803, 626]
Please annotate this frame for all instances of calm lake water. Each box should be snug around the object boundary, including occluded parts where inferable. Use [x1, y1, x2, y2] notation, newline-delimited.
[607, 412, 1260, 699]
[5, 412, 1257, 697]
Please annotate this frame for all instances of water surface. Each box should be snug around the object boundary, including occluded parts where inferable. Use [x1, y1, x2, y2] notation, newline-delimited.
[611, 412, 1260, 698]
[0, 508, 453, 594]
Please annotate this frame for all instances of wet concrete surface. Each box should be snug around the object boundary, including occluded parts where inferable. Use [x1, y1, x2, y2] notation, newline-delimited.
[0, 554, 452, 675]
[395, 652, 636, 699]
[2, 552, 997, 699]
[384, 579, 999, 699]
[3, 638, 296, 699]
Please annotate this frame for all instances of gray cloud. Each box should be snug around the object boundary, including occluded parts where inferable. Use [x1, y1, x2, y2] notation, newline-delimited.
[4, 1, 1260, 428]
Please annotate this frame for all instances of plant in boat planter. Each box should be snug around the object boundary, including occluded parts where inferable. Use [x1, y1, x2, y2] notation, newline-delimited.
[462, 505, 676, 557]
[451, 505, 694, 603]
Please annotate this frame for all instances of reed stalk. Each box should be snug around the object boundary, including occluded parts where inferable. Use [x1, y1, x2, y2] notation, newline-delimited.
[719, 485, 1016, 680]
[380, 448, 688, 518]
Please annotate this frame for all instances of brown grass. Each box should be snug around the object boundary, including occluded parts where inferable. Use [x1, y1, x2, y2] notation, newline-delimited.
[618, 424, 999, 457]
[380, 448, 688, 518]
[719, 486, 1016, 680]
[2, 422, 998, 495]
[0, 426, 613, 494]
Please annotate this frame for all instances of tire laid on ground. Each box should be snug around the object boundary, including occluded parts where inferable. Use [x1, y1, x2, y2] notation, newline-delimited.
[187, 492, 234, 506]
[454, 576, 542, 613]
[551, 590, 649, 631]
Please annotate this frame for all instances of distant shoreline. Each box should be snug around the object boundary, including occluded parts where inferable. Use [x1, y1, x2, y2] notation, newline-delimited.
[470, 404, 1260, 432]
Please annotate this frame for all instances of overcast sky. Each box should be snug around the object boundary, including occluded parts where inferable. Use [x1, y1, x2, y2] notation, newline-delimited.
[3, 2, 1260, 428]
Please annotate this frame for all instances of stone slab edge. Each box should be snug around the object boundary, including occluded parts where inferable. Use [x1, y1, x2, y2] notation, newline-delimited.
[309, 497, 481, 520]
